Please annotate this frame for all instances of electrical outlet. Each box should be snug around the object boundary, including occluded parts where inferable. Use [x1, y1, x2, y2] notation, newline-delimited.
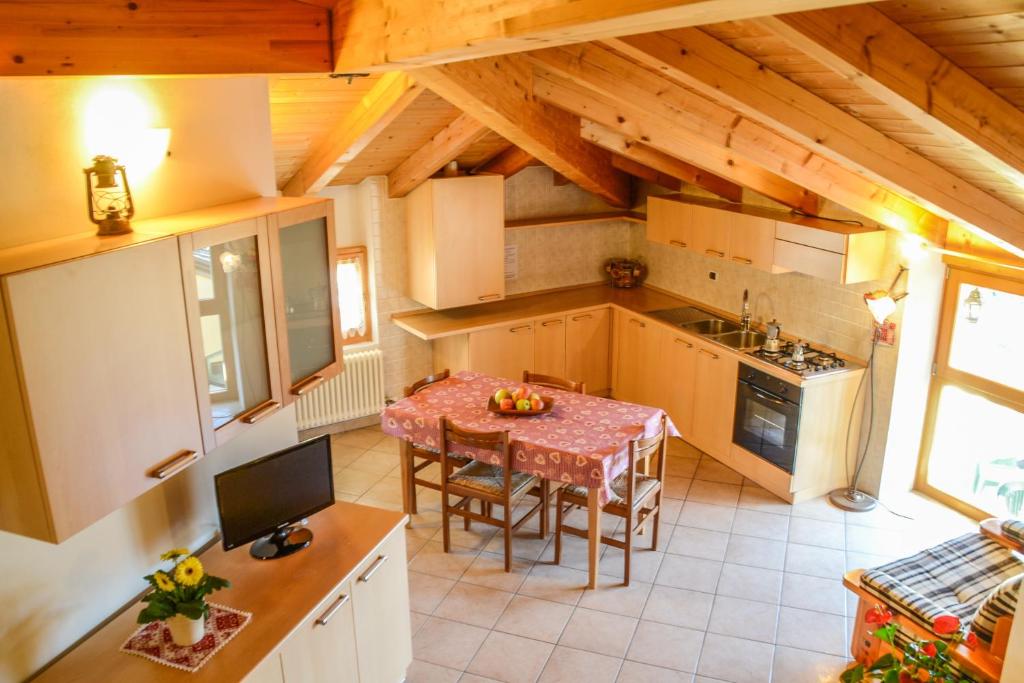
[708, 271, 718, 281]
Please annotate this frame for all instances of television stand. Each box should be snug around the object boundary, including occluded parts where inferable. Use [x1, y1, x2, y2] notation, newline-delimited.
[250, 523, 312, 560]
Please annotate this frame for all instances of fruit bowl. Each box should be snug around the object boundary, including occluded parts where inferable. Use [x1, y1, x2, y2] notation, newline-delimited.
[487, 395, 554, 416]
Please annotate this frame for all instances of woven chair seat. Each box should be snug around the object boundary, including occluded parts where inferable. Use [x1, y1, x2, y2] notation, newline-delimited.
[562, 471, 660, 509]
[448, 461, 537, 498]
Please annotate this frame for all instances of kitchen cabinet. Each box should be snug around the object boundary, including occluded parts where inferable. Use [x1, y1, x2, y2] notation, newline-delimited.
[689, 340, 739, 461]
[268, 201, 344, 401]
[565, 307, 611, 395]
[689, 203, 730, 261]
[613, 310, 662, 406]
[280, 585, 359, 683]
[646, 195, 693, 250]
[660, 329, 699, 443]
[351, 529, 413, 683]
[0, 238, 205, 543]
[468, 322, 535, 381]
[727, 212, 776, 271]
[406, 175, 505, 309]
[534, 315, 567, 378]
[774, 221, 886, 284]
[179, 216, 284, 452]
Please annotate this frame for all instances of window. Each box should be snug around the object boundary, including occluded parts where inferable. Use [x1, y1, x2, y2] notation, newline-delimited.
[917, 267, 1024, 518]
[336, 245, 372, 346]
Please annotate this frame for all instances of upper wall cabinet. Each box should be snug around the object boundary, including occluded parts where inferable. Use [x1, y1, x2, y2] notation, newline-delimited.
[0, 238, 204, 543]
[268, 202, 344, 401]
[773, 222, 887, 284]
[646, 195, 693, 250]
[406, 175, 505, 310]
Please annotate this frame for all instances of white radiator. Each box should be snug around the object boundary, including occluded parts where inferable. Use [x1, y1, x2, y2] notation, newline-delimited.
[295, 348, 385, 430]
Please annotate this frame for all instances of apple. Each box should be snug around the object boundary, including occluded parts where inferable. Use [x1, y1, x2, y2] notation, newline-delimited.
[494, 388, 511, 403]
[500, 398, 514, 410]
[529, 392, 541, 401]
[515, 398, 532, 411]
[514, 385, 530, 401]
[530, 397, 543, 411]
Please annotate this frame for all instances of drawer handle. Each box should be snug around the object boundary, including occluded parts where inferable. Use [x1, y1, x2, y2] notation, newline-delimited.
[541, 319, 563, 327]
[628, 318, 646, 327]
[509, 324, 532, 333]
[669, 240, 688, 248]
[731, 256, 753, 265]
[478, 293, 501, 302]
[705, 249, 725, 258]
[314, 593, 350, 626]
[571, 314, 593, 321]
[358, 555, 389, 583]
[674, 338, 693, 348]
[698, 348, 719, 360]
[240, 400, 281, 424]
[149, 450, 198, 479]
[292, 374, 326, 396]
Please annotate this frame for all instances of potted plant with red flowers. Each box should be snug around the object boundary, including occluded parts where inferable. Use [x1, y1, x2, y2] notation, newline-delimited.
[841, 606, 979, 683]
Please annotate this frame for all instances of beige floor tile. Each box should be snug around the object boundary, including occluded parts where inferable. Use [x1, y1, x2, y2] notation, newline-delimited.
[707, 595, 779, 643]
[599, 547, 665, 584]
[558, 607, 638, 658]
[578, 578, 652, 618]
[715, 563, 783, 604]
[665, 456, 699, 479]
[409, 570, 456, 614]
[357, 496, 403, 511]
[334, 468, 384, 496]
[407, 531, 433, 558]
[335, 427, 389, 449]
[845, 551, 896, 573]
[667, 526, 730, 561]
[410, 540, 479, 581]
[361, 477, 405, 504]
[519, 563, 588, 605]
[466, 631, 554, 683]
[787, 516, 846, 550]
[667, 438, 702, 459]
[411, 610, 429, 635]
[655, 554, 722, 593]
[484, 526, 552, 562]
[494, 594, 574, 644]
[335, 492, 360, 503]
[686, 480, 742, 507]
[407, 659, 463, 683]
[369, 435, 401, 455]
[663, 476, 694, 500]
[780, 573, 847, 616]
[641, 585, 715, 631]
[790, 497, 846, 523]
[845, 524, 916, 557]
[776, 607, 847, 657]
[434, 582, 515, 629]
[348, 449, 400, 475]
[437, 522, 499, 552]
[461, 551, 532, 593]
[677, 501, 736, 532]
[697, 633, 773, 683]
[772, 645, 851, 682]
[737, 486, 791, 515]
[330, 443, 366, 468]
[784, 543, 846, 579]
[616, 660, 692, 682]
[694, 458, 744, 485]
[542, 532, 607, 573]
[413, 616, 490, 671]
[730, 509, 790, 541]
[458, 675, 502, 683]
[660, 498, 684, 525]
[724, 535, 787, 570]
[539, 645, 621, 683]
[626, 620, 704, 673]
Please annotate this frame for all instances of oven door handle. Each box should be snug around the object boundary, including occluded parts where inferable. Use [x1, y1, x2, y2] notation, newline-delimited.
[751, 389, 795, 408]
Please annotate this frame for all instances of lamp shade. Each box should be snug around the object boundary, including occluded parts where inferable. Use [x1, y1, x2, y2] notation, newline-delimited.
[864, 290, 897, 324]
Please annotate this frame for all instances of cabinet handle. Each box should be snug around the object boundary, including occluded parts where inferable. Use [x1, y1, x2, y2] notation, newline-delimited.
[314, 593, 350, 626]
[292, 374, 326, 396]
[674, 338, 693, 348]
[358, 555, 389, 583]
[509, 324, 532, 333]
[698, 348, 719, 360]
[149, 450, 198, 480]
[478, 293, 501, 302]
[541, 319, 563, 327]
[240, 400, 281, 424]
[669, 240, 688, 248]
[628, 318, 646, 328]
[571, 314, 593, 321]
[705, 249, 725, 258]
[731, 256, 753, 265]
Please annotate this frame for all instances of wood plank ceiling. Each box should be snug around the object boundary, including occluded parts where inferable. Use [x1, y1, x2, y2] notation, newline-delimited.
[264, 0, 1024, 257]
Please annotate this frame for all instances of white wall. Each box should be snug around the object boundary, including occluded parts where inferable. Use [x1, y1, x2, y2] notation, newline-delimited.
[0, 75, 292, 683]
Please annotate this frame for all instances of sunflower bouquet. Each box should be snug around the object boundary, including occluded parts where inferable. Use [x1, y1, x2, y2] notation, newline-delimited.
[138, 548, 230, 625]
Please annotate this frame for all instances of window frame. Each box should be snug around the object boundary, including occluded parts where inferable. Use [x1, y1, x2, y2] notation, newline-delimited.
[336, 245, 373, 347]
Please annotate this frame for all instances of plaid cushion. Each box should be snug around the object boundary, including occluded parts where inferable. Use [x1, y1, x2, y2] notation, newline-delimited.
[970, 573, 1022, 643]
[861, 533, 1023, 631]
[1002, 519, 1024, 546]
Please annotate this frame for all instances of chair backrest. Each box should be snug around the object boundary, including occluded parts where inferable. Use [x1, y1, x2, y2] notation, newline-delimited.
[438, 416, 513, 497]
[405, 369, 450, 397]
[522, 370, 585, 394]
[623, 414, 668, 506]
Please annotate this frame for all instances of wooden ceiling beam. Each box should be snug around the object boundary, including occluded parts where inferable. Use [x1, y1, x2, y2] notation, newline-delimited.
[608, 29, 1024, 251]
[472, 146, 535, 177]
[413, 56, 632, 207]
[528, 44, 947, 242]
[282, 72, 423, 196]
[0, 0, 331, 76]
[331, 0, 878, 72]
[605, 132, 741, 202]
[610, 155, 683, 192]
[387, 113, 489, 197]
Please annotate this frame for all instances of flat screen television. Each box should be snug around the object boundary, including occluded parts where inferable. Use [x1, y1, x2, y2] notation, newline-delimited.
[214, 434, 334, 559]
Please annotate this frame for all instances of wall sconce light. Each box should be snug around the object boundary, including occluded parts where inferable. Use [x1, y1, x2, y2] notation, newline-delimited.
[83, 155, 134, 236]
[863, 265, 909, 325]
[963, 287, 983, 324]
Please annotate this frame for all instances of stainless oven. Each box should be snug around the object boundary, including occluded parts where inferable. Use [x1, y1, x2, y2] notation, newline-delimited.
[733, 364, 802, 474]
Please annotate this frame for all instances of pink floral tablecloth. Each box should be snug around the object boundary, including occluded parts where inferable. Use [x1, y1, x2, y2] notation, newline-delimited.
[381, 371, 677, 506]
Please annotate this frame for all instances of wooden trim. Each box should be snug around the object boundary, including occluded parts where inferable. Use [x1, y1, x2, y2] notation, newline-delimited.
[387, 113, 490, 198]
[472, 145, 535, 178]
[505, 211, 645, 230]
[337, 245, 373, 347]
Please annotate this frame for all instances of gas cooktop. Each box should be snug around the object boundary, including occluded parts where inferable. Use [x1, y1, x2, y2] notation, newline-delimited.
[747, 341, 859, 377]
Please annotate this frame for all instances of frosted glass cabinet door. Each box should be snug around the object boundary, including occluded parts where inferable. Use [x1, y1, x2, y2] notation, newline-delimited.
[180, 217, 283, 450]
[269, 201, 343, 400]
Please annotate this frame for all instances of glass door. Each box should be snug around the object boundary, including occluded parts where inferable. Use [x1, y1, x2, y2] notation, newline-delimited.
[181, 217, 282, 449]
[918, 268, 1024, 518]
[269, 201, 344, 400]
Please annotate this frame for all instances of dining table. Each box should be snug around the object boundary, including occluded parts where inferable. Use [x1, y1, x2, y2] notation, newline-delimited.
[380, 370, 677, 588]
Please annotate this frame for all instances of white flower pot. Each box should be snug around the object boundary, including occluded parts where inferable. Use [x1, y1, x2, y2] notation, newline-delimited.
[166, 613, 206, 647]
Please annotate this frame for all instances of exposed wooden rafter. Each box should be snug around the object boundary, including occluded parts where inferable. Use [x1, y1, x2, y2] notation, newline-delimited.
[528, 44, 947, 242]
[413, 56, 632, 207]
[282, 72, 423, 196]
[610, 156, 682, 192]
[387, 113, 489, 197]
[471, 146, 536, 177]
[330, 0, 878, 72]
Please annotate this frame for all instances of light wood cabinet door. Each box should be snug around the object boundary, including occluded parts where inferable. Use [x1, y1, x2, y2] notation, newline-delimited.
[646, 196, 693, 250]
[565, 307, 611, 394]
[280, 586, 359, 683]
[690, 204, 730, 261]
[690, 341, 739, 460]
[352, 528, 413, 683]
[468, 323, 535, 382]
[727, 214, 775, 271]
[1, 238, 205, 542]
[614, 312, 662, 405]
[534, 315, 567, 378]
[661, 331, 699, 443]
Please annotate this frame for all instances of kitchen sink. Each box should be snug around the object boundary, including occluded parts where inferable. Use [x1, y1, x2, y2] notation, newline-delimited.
[714, 330, 767, 349]
[682, 319, 740, 335]
[647, 306, 720, 327]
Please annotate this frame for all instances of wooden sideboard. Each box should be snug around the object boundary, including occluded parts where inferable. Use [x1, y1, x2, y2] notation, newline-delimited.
[34, 503, 412, 683]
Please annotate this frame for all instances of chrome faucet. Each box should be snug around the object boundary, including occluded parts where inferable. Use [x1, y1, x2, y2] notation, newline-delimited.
[740, 289, 751, 332]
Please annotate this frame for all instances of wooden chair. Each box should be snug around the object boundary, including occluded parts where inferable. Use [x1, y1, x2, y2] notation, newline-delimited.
[439, 417, 548, 572]
[402, 369, 469, 514]
[554, 414, 667, 585]
[522, 370, 585, 395]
